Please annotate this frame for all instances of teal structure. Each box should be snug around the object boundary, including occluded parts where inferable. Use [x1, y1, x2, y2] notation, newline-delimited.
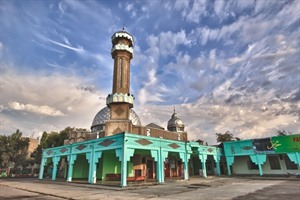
[39, 132, 221, 187]
[223, 134, 300, 176]
[39, 132, 300, 186]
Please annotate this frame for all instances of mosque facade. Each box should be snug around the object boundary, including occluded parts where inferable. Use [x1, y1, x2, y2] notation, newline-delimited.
[39, 30, 300, 187]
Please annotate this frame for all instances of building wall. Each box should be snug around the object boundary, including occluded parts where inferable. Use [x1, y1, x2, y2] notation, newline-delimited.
[189, 156, 201, 175]
[132, 126, 188, 141]
[101, 150, 121, 180]
[232, 156, 260, 175]
[72, 154, 89, 179]
[232, 155, 299, 175]
[28, 139, 39, 154]
[262, 155, 299, 175]
[64, 129, 90, 145]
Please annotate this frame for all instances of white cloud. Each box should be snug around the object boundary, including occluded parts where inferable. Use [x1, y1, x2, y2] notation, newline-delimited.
[0, 65, 105, 136]
[173, 0, 207, 23]
[214, 0, 225, 19]
[48, 39, 85, 54]
[137, 68, 165, 105]
[8, 101, 64, 116]
[147, 30, 191, 56]
[236, 0, 255, 10]
[186, 0, 207, 23]
[125, 3, 134, 12]
[58, 1, 67, 16]
[174, 0, 189, 10]
[138, 88, 164, 105]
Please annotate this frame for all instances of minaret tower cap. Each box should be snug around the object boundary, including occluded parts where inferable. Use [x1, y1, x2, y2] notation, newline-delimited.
[111, 28, 134, 59]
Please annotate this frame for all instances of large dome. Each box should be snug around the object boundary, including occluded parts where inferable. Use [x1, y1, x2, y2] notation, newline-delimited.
[91, 106, 141, 132]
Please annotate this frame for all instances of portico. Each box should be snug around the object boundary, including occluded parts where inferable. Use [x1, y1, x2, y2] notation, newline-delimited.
[39, 132, 221, 187]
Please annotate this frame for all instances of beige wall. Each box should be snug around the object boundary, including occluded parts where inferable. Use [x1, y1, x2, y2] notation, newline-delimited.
[132, 126, 188, 141]
[28, 139, 38, 153]
[232, 155, 299, 175]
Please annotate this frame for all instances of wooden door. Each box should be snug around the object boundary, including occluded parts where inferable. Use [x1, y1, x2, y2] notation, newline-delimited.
[164, 163, 170, 177]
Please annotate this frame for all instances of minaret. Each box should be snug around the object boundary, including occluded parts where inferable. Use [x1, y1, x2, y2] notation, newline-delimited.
[105, 28, 135, 136]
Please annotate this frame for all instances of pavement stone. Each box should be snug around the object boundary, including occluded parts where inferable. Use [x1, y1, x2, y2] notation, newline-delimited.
[0, 177, 299, 200]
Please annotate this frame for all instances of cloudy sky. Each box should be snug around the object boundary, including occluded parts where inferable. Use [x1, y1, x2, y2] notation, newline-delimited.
[0, 0, 299, 144]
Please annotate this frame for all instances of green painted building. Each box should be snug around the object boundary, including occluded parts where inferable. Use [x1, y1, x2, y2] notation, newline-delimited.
[39, 132, 221, 186]
[224, 134, 300, 176]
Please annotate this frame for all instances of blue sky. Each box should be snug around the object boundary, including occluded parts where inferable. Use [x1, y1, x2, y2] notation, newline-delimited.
[0, 0, 299, 144]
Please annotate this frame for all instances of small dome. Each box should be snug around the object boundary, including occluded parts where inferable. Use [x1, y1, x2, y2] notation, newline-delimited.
[91, 106, 141, 132]
[167, 108, 185, 132]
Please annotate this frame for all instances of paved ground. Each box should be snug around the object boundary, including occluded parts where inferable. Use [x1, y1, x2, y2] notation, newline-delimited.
[0, 177, 299, 200]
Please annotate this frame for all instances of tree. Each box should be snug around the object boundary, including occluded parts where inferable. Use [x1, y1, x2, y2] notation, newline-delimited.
[216, 131, 241, 143]
[30, 145, 43, 165]
[40, 131, 48, 147]
[276, 130, 291, 136]
[30, 127, 71, 165]
[0, 130, 29, 169]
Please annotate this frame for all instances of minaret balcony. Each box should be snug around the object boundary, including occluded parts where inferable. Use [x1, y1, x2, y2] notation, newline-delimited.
[111, 32, 134, 45]
[111, 44, 133, 56]
[106, 93, 134, 106]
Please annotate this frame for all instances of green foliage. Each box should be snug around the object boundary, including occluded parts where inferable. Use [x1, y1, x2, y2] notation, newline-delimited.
[215, 131, 241, 143]
[30, 145, 43, 166]
[40, 131, 48, 147]
[276, 130, 292, 136]
[30, 127, 71, 165]
[0, 130, 29, 168]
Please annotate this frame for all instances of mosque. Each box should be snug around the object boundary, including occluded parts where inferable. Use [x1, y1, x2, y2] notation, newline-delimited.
[39, 30, 300, 187]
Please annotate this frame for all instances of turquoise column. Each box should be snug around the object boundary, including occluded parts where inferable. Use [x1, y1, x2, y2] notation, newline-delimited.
[121, 147, 127, 187]
[67, 154, 77, 182]
[85, 141, 102, 184]
[216, 156, 221, 176]
[226, 156, 234, 175]
[86, 151, 93, 183]
[157, 148, 163, 183]
[121, 134, 127, 187]
[86, 148, 102, 184]
[93, 152, 102, 184]
[185, 143, 192, 180]
[258, 163, 263, 176]
[199, 154, 207, 178]
[213, 155, 221, 176]
[38, 158, 47, 180]
[179, 152, 189, 180]
[51, 156, 60, 181]
[86, 144, 94, 184]
[250, 154, 266, 176]
[115, 144, 134, 187]
[287, 152, 300, 167]
[160, 150, 168, 183]
[156, 158, 160, 182]
[184, 153, 189, 180]
[150, 150, 159, 182]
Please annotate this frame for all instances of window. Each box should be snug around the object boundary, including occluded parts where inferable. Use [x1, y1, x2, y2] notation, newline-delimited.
[268, 156, 281, 170]
[284, 155, 298, 170]
[119, 58, 123, 88]
[135, 169, 142, 177]
[247, 159, 259, 170]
